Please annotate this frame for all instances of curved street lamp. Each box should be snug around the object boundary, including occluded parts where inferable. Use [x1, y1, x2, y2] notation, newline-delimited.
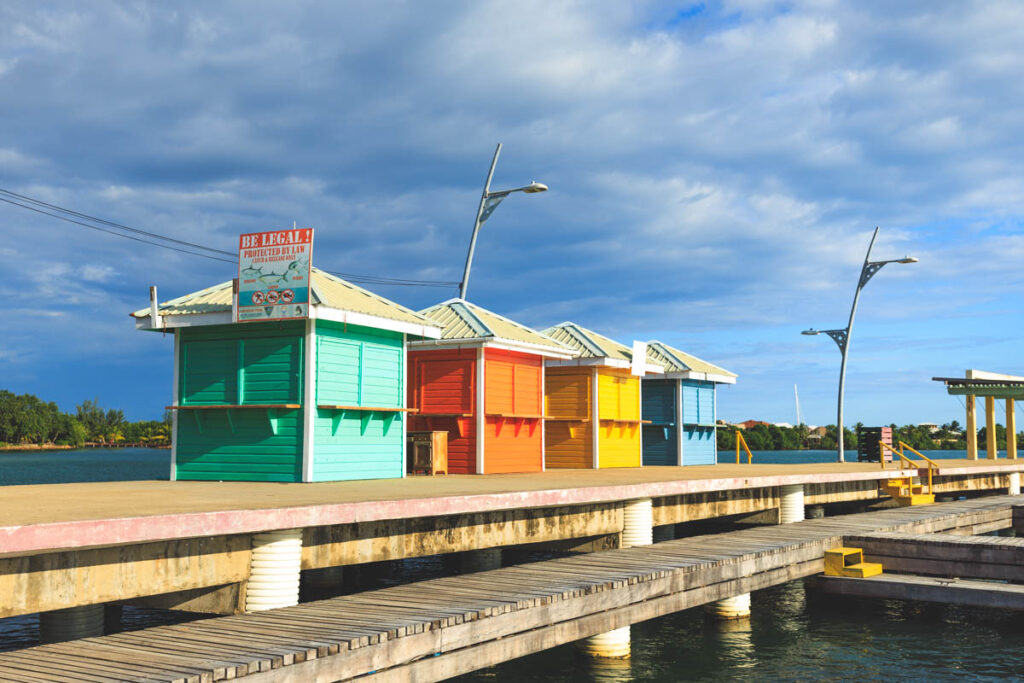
[803, 227, 918, 463]
[459, 143, 547, 300]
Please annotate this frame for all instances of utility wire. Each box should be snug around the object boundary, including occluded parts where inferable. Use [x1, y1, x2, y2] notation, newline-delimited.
[0, 196, 236, 264]
[0, 188, 236, 257]
[0, 187, 460, 288]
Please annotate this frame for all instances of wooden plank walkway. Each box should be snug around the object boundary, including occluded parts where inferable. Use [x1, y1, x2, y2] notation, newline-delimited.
[847, 530, 1024, 581]
[0, 496, 1015, 683]
[812, 573, 1024, 611]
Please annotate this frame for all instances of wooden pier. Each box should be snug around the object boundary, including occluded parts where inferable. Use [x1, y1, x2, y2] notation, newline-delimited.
[1, 460, 1021, 620]
[0, 496, 1015, 682]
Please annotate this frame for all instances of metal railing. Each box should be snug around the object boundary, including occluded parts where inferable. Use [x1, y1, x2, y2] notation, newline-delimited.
[879, 440, 937, 495]
[735, 430, 753, 464]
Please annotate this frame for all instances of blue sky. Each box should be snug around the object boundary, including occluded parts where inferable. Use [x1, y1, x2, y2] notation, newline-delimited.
[2, 1, 1023, 426]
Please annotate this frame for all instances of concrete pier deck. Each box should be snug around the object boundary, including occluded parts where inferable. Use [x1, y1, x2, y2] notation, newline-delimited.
[2, 459, 1020, 620]
[3, 459, 1020, 555]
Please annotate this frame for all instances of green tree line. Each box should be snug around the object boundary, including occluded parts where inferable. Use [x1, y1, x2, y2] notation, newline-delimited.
[717, 420, 1011, 452]
[0, 391, 169, 447]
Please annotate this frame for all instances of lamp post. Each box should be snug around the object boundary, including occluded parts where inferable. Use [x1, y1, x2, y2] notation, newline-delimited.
[459, 143, 547, 300]
[803, 227, 918, 463]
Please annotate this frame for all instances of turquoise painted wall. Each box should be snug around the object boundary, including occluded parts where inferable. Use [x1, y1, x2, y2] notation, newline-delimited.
[681, 380, 715, 425]
[175, 321, 305, 482]
[683, 426, 716, 465]
[312, 321, 405, 482]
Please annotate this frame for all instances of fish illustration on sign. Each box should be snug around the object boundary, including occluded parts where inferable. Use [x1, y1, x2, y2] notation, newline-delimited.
[241, 266, 263, 280]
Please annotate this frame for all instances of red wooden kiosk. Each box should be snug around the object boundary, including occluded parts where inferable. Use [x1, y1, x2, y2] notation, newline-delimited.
[408, 299, 576, 474]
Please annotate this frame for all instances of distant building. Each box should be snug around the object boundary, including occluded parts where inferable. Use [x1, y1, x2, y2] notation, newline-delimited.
[808, 426, 828, 437]
[736, 419, 770, 430]
[918, 422, 940, 434]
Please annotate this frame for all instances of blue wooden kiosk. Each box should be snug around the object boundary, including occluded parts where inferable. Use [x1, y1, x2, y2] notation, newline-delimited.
[132, 268, 440, 482]
[641, 341, 736, 466]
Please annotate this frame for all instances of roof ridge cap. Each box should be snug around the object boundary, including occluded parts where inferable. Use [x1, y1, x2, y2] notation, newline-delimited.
[450, 300, 493, 337]
[649, 340, 691, 372]
[564, 322, 607, 357]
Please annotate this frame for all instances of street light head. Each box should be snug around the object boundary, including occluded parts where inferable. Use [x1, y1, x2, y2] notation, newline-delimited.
[522, 181, 548, 194]
[897, 256, 919, 264]
[801, 329, 820, 336]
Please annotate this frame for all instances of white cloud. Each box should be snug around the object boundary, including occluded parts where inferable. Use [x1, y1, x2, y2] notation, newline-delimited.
[79, 264, 115, 282]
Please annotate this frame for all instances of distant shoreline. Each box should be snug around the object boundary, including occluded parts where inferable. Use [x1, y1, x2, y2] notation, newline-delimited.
[0, 444, 170, 453]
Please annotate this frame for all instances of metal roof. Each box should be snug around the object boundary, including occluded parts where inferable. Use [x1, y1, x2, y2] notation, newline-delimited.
[933, 374, 1024, 398]
[416, 299, 576, 356]
[542, 322, 634, 362]
[132, 268, 438, 331]
[646, 341, 737, 382]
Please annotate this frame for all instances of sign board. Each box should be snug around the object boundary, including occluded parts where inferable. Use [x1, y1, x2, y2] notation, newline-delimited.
[236, 228, 314, 322]
[631, 341, 648, 376]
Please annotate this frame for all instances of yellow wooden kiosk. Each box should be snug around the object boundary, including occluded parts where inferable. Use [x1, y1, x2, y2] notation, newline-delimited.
[542, 322, 662, 469]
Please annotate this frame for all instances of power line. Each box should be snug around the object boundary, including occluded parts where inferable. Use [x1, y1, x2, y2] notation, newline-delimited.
[0, 196, 236, 264]
[0, 187, 460, 288]
[0, 188, 236, 257]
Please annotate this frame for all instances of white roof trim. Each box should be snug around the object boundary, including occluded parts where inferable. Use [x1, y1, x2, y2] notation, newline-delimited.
[545, 358, 665, 374]
[136, 305, 442, 338]
[135, 311, 233, 329]
[409, 336, 577, 359]
[660, 371, 737, 384]
[314, 306, 442, 339]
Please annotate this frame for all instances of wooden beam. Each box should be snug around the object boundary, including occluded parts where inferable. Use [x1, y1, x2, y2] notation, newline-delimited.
[1008, 399, 1017, 460]
[811, 573, 1024, 611]
[849, 531, 1024, 581]
[966, 394, 977, 460]
[945, 386, 1024, 399]
[986, 395, 998, 459]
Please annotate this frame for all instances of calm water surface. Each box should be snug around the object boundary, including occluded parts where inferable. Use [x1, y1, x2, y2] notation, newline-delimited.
[2, 447, 1022, 680]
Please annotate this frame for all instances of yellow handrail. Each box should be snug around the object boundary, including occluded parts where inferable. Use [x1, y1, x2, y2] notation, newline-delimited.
[899, 441, 936, 494]
[898, 441, 940, 468]
[735, 430, 753, 464]
[880, 440, 936, 495]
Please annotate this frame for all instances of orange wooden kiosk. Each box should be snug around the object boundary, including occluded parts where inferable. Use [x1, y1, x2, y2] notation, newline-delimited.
[407, 299, 576, 474]
[542, 323, 662, 469]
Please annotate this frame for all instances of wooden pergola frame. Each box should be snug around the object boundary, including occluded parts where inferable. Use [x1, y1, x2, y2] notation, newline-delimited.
[933, 370, 1024, 460]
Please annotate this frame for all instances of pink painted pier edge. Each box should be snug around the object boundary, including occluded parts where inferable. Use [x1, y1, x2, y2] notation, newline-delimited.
[3, 462, 1022, 557]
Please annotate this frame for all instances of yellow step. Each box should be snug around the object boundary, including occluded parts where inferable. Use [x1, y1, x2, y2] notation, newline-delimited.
[894, 493, 935, 507]
[840, 561, 883, 578]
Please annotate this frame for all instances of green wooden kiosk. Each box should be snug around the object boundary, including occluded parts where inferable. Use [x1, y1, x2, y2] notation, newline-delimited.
[132, 268, 440, 482]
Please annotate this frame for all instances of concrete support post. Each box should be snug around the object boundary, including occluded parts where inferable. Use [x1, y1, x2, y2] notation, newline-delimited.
[460, 548, 502, 573]
[779, 484, 806, 524]
[1009, 472, 1021, 496]
[585, 498, 652, 658]
[245, 529, 303, 612]
[705, 593, 751, 620]
[621, 498, 653, 547]
[39, 605, 105, 643]
[966, 394, 977, 460]
[582, 628, 631, 659]
[986, 396, 998, 459]
[1007, 399, 1017, 460]
[709, 485, 804, 621]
